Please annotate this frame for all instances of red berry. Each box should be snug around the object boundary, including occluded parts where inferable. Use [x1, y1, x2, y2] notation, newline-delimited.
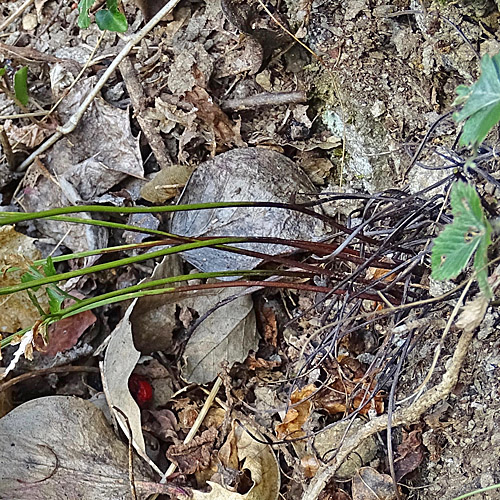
[128, 374, 154, 408]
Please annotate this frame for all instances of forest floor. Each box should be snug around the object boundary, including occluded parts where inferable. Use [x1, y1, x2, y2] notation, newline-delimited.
[0, 0, 500, 499]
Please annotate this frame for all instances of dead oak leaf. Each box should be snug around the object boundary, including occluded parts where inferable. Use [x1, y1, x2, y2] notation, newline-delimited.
[184, 86, 245, 148]
[166, 426, 218, 475]
[393, 427, 424, 482]
[276, 384, 316, 440]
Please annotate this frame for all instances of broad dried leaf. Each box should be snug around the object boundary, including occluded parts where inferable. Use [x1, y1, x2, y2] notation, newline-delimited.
[0, 396, 152, 499]
[0, 226, 48, 334]
[193, 423, 279, 500]
[181, 286, 257, 384]
[170, 148, 325, 273]
[103, 299, 145, 453]
[351, 467, 397, 500]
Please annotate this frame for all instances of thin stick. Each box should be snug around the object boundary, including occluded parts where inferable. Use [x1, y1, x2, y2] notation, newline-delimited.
[17, 0, 181, 172]
[0, 365, 99, 392]
[221, 91, 307, 112]
[164, 376, 223, 480]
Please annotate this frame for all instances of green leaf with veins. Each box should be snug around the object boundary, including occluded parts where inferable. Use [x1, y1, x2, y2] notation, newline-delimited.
[431, 182, 492, 297]
[95, 0, 128, 32]
[453, 52, 500, 148]
[77, 0, 94, 29]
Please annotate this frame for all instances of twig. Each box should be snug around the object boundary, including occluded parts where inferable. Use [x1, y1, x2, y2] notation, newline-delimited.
[119, 56, 172, 169]
[221, 91, 306, 112]
[16, 0, 182, 172]
[163, 376, 223, 480]
[0, 365, 99, 392]
[302, 308, 478, 500]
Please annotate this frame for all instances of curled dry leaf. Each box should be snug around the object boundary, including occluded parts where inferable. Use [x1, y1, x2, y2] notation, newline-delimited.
[351, 467, 397, 500]
[166, 426, 218, 474]
[140, 164, 194, 203]
[184, 86, 245, 148]
[102, 299, 145, 454]
[455, 294, 489, 333]
[0, 396, 152, 499]
[393, 427, 424, 482]
[276, 384, 316, 440]
[193, 422, 280, 500]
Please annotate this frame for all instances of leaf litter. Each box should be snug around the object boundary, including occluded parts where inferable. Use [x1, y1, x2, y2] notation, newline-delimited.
[1, 0, 500, 499]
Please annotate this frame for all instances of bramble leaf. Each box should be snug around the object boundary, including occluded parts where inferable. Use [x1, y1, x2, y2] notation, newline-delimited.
[431, 182, 491, 294]
[14, 67, 29, 106]
[453, 52, 500, 148]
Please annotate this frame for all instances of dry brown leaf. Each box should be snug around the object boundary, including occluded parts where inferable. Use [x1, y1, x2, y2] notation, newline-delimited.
[0, 226, 48, 334]
[351, 467, 397, 500]
[276, 384, 316, 440]
[167, 427, 218, 474]
[193, 422, 279, 500]
[3, 119, 52, 148]
[455, 294, 489, 333]
[102, 300, 145, 454]
[301, 454, 320, 478]
[393, 427, 424, 481]
[315, 357, 384, 416]
[184, 86, 245, 148]
[43, 299, 96, 356]
[140, 164, 194, 203]
[181, 286, 257, 384]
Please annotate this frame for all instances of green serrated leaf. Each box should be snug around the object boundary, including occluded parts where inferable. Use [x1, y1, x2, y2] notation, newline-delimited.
[43, 256, 57, 277]
[453, 52, 500, 148]
[473, 218, 492, 299]
[78, 0, 94, 29]
[14, 67, 29, 106]
[46, 287, 65, 314]
[21, 266, 44, 291]
[95, 1, 128, 32]
[431, 182, 489, 280]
